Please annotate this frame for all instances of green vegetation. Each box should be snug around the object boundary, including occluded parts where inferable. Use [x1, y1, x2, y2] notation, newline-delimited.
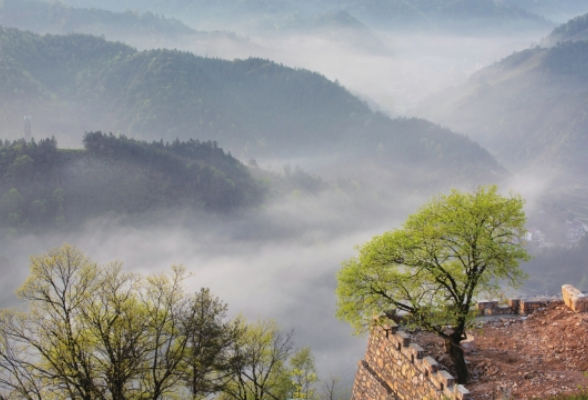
[336, 186, 530, 384]
[0, 244, 320, 400]
[0, 134, 263, 233]
[545, 11, 588, 44]
[0, 27, 504, 183]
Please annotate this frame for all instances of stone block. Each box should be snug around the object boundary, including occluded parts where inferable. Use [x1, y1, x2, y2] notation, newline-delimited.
[409, 343, 425, 361]
[443, 385, 456, 399]
[397, 331, 411, 347]
[423, 356, 439, 374]
[455, 384, 471, 400]
[508, 298, 520, 309]
[383, 321, 399, 336]
[562, 284, 588, 313]
[436, 370, 455, 390]
[520, 300, 545, 314]
[496, 305, 514, 315]
[477, 300, 498, 310]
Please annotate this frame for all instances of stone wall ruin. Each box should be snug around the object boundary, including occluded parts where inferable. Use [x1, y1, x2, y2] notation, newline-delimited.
[350, 285, 587, 400]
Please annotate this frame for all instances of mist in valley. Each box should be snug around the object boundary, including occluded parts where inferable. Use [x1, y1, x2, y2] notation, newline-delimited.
[0, 173, 435, 387]
[2, 0, 588, 395]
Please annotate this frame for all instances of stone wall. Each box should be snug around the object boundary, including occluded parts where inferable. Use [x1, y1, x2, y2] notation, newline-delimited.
[351, 287, 585, 400]
[476, 297, 564, 317]
[350, 323, 471, 400]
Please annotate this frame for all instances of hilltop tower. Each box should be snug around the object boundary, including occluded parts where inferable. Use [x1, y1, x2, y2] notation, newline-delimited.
[24, 115, 32, 141]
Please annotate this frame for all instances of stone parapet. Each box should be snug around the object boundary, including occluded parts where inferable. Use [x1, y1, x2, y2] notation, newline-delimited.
[352, 285, 584, 400]
[476, 298, 565, 316]
[351, 323, 471, 400]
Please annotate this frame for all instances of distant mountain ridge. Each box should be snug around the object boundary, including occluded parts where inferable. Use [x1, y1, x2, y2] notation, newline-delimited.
[268, 10, 393, 54]
[0, 0, 259, 56]
[42, 0, 553, 32]
[0, 26, 506, 185]
[416, 38, 588, 174]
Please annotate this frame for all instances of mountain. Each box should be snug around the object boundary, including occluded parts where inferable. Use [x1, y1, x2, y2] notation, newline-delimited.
[416, 39, 588, 175]
[543, 12, 588, 46]
[44, 0, 552, 32]
[339, 0, 551, 31]
[0, 0, 259, 56]
[0, 27, 506, 185]
[0, 134, 263, 233]
[502, 0, 588, 23]
[267, 10, 392, 54]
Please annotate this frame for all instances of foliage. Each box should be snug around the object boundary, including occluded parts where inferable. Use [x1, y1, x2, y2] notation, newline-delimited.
[289, 347, 318, 400]
[0, 27, 504, 182]
[336, 185, 530, 383]
[219, 319, 321, 400]
[547, 11, 588, 43]
[0, 244, 241, 400]
[221, 319, 294, 400]
[0, 135, 263, 234]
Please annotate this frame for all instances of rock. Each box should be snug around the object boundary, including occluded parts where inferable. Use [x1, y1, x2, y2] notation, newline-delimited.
[562, 285, 588, 313]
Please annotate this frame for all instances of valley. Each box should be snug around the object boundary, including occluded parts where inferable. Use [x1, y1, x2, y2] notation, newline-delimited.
[1, 0, 588, 396]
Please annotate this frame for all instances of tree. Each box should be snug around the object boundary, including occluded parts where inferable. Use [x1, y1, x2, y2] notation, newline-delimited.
[318, 375, 349, 400]
[182, 288, 242, 399]
[336, 185, 530, 384]
[0, 244, 238, 400]
[289, 347, 318, 400]
[221, 319, 294, 400]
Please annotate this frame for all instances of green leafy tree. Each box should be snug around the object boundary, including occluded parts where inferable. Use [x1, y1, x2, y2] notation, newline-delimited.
[0, 244, 238, 400]
[221, 319, 294, 400]
[289, 347, 318, 400]
[336, 185, 530, 384]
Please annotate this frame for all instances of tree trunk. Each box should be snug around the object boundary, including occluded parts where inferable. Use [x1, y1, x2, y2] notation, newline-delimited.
[444, 333, 468, 384]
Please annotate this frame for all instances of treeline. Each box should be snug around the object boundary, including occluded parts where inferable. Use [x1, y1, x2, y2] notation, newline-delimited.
[0, 0, 194, 38]
[545, 11, 588, 44]
[0, 134, 263, 234]
[0, 27, 505, 184]
[0, 244, 343, 400]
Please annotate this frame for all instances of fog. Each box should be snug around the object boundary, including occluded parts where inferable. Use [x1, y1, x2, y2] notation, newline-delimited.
[0, 180, 432, 387]
[3, 0, 588, 393]
[114, 22, 551, 115]
[0, 160, 571, 386]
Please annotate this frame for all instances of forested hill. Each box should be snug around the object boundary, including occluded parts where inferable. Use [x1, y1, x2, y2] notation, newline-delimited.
[0, 27, 505, 184]
[416, 39, 588, 174]
[0, 0, 254, 52]
[0, 134, 263, 233]
[544, 12, 588, 45]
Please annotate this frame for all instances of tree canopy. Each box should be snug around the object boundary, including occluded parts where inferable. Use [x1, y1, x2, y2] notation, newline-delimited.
[0, 134, 263, 235]
[0, 244, 323, 400]
[336, 185, 531, 383]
